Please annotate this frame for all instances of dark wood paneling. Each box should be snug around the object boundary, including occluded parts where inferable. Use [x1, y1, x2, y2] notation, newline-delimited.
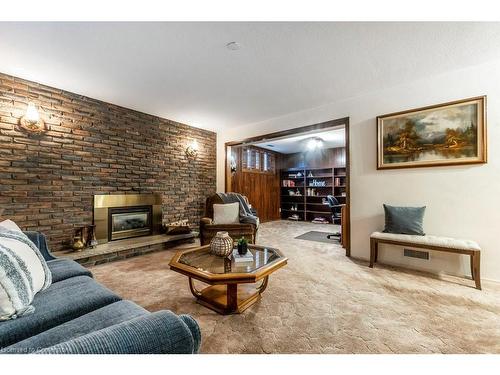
[230, 147, 281, 223]
[280, 147, 346, 169]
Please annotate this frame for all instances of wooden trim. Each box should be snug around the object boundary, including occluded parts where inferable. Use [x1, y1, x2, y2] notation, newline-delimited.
[344, 119, 351, 255]
[376, 96, 486, 120]
[224, 143, 231, 192]
[370, 238, 479, 255]
[225, 117, 349, 147]
[376, 96, 487, 170]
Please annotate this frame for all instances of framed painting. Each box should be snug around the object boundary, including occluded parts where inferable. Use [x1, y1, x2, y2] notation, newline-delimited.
[377, 96, 487, 170]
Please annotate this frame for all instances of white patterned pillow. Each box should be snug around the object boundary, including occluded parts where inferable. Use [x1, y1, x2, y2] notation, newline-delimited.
[0, 219, 22, 232]
[0, 222, 52, 320]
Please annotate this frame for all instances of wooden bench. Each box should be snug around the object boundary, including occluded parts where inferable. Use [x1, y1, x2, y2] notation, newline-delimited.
[369, 232, 482, 290]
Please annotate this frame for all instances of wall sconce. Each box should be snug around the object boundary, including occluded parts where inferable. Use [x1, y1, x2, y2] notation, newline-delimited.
[185, 140, 199, 158]
[20, 102, 45, 134]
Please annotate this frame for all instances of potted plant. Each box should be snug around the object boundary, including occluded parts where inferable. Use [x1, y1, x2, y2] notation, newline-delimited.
[237, 237, 248, 255]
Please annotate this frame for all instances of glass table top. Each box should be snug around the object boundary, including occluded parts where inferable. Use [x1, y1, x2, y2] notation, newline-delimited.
[178, 246, 282, 274]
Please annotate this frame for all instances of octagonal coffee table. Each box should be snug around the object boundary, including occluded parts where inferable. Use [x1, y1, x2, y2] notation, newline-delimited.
[169, 244, 287, 315]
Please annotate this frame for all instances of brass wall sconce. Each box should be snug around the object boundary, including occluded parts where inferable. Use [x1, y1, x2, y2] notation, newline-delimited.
[19, 102, 45, 134]
[185, 140, 199, 158]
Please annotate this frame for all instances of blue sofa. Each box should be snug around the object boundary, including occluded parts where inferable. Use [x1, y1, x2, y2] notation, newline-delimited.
[0, 232, 201, 354]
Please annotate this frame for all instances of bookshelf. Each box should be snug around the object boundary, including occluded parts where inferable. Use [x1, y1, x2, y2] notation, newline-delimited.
[280, 167, 346, 224]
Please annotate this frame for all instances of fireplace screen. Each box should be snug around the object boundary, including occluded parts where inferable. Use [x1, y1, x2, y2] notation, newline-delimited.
[108, 205, 153, 241]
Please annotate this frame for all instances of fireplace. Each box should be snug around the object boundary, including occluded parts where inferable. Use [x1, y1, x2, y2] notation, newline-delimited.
[108, 205, 153, 241]
[93, 194, 162, 244]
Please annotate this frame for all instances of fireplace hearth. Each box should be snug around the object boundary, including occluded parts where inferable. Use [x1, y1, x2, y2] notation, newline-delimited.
[93, 194, 162, 244]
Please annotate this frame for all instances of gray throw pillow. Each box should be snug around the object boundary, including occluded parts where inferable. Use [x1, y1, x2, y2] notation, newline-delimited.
[383, 204, 426, 236]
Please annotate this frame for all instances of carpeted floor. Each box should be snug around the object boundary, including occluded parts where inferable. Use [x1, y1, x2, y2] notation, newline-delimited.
[90, 220, 500, 353]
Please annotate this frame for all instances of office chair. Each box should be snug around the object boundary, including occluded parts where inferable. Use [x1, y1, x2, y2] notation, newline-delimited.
[326, 195, 344, 241]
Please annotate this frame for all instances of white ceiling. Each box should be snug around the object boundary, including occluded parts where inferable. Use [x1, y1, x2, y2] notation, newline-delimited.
[253, 127, 345, 154]
[1, 22, 500, 132]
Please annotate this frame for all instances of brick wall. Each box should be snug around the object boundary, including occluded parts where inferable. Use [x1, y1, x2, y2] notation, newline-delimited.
[0, 72, 217, 250]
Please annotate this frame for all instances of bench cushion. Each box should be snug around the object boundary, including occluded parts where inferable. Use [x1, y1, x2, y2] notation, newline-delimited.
[370, 231, 481, 251]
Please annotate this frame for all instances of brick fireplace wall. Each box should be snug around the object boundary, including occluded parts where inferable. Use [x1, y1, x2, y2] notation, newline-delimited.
[0, 72, 216, 250]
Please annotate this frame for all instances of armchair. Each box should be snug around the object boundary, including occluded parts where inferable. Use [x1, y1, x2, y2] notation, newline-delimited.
[200, 194, 258, 246]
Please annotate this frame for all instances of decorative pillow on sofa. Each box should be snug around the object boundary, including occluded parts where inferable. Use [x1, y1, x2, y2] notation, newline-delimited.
[0, 219, 23, 232]
[213, 202, 240, 225]
[383, 204, 426, 236]
[0, 221, 52, 320]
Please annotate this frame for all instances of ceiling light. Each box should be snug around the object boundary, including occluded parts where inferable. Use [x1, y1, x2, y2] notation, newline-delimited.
[226, 42, 241, 51]
[307, 137, 324, 151]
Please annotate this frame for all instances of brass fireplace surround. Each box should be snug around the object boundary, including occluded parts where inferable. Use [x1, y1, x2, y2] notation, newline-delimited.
[93, 194, 162, 244]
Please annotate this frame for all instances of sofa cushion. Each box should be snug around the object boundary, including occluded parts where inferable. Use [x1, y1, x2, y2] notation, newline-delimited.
[0, 275, 120, 348]
[47, 259, 92, 283]
[2, 300, 147, 353]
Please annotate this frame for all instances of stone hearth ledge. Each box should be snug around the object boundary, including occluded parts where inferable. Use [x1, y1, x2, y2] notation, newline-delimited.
[53, 232, 198, 266]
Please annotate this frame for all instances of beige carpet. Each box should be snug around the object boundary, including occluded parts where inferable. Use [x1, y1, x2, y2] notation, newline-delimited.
[90, 220, 500, 353]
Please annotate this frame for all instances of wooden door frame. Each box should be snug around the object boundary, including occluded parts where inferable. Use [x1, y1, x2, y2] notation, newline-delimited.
[224, 116, 351, 257]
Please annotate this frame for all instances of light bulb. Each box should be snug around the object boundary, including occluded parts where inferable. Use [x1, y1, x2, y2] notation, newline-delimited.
[25, 103, 40, 123]
[307, 137, 324, 150]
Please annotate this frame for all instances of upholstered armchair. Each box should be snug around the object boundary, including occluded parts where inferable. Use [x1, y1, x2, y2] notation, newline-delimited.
[199, 194, 258, 246]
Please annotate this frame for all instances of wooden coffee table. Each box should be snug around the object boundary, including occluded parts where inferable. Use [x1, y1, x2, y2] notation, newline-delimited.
[169, 244, 287, 315]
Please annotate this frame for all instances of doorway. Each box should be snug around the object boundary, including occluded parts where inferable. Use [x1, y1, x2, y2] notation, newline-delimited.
[225, 117, 351, 256]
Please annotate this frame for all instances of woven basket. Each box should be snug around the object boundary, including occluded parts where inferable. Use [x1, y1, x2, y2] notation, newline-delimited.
[210, 231, 234, 257]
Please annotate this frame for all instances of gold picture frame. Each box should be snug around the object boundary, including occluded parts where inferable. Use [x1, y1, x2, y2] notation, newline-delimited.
[377, 96, 487, 170]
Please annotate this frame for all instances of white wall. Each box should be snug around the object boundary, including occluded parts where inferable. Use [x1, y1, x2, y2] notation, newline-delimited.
[216, 60, 500, 282]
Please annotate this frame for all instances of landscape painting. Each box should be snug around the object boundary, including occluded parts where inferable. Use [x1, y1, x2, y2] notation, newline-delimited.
[377, 96, 486, 169]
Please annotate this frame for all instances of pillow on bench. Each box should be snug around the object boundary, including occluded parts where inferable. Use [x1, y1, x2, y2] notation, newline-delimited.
[383, 204, 426, 236]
